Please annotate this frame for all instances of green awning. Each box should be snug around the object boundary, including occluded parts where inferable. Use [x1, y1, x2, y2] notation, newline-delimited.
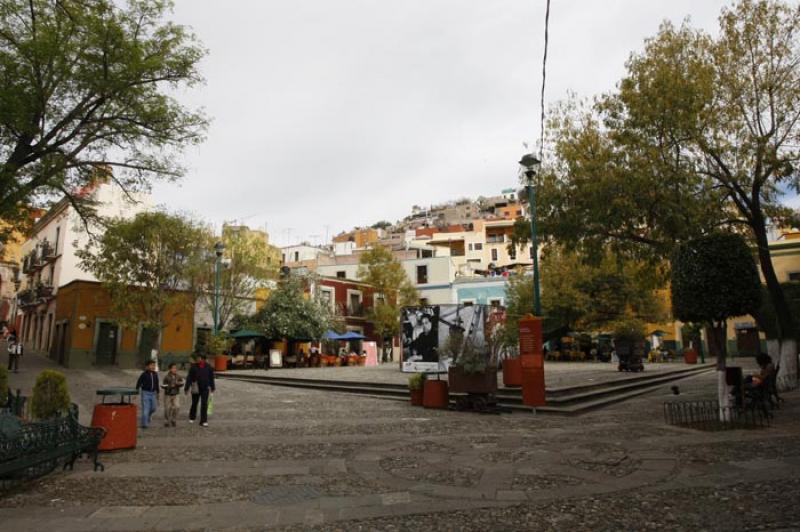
[230, 330, 266, 339]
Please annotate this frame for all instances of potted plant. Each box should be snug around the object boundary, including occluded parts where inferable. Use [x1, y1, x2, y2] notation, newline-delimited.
[207, 333, 232, 372]
[448, 337, 498, 395]
[31, 369, 71, 419]
[613, 318, 646, 372]
[408, 373, 426, 405]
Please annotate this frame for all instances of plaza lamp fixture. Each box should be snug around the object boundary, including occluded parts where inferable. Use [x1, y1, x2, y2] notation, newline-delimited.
[519, 153, 542, 316]
[213, 241, 225, 335]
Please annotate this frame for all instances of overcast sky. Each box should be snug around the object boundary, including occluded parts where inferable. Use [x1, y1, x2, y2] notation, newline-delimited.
[153, 0, 742, 247]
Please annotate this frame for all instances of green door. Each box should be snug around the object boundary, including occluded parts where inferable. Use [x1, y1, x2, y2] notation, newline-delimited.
[138, 327, 160, 364]
[96, 322, 118, 366]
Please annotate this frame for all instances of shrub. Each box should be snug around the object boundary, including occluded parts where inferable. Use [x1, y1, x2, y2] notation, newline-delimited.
[31, 370, 71, 419]
[408, 373, 427, 390]
[0, 366, 8, 407]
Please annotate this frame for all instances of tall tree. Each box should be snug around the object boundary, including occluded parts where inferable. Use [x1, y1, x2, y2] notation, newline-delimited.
[77, 211, 210, 337]
[357, 245, 418, 361]
[0, 0, 207, 243]
[519, 0, 800, 386]
[198, 226, 279, 332]
[671, 233, 762, 408]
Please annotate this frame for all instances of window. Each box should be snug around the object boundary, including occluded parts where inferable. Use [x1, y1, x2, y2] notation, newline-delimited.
[491, 249, 498, 261]
[462, 300, 474, 307]
[419, 298, 429, 306]
[348, 291, 363, 316]
[54, 227, 60, 255]
[282, 253, 286, 263]
[336, 271, 346, 279]
[417, 265, 428, 284]
[516, 210, 522, 216]
[509, 246, 516, 260]
[790, 272, 800, 282]
[294, 251, 299, 262]
[468, 243, 473, 251]
[489, 298, 503, 308]
[319, 287, 334, 310]
[421, 249, 433, 258]
[474, 243, 483, 251]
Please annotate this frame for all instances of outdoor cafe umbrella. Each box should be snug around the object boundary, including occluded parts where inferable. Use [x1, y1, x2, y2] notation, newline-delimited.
[323, 330, 343, 340]
[339, 331, 366, 340]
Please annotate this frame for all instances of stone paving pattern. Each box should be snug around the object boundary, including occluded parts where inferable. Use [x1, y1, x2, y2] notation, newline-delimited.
[1, 350, 799, 531]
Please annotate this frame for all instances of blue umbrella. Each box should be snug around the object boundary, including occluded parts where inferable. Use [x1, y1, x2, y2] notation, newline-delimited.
[340, 331, 366, 340]
[323, 330, 343, 340]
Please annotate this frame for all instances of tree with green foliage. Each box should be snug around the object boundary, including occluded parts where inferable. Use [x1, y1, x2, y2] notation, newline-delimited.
[502, 248, 666, 347]
[513, 0, 800, 384]
[0, 0, 207, 244]
[249, 275, 334, 342]
[671, 233, 762, 407]
[197, 226, 278, 333]
[77, 211, 210, 342]
[357, 245, 418, 361]
[31, 369, 70, 419]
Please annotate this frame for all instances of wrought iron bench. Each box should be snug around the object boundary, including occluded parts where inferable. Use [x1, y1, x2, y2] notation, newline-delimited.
[0, 404, 106, 485]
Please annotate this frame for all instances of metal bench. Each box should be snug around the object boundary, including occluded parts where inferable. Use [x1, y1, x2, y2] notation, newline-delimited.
[0, 404, 106, 485]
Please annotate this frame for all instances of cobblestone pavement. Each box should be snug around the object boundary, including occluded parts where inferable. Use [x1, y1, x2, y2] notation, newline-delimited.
[1, 351, 798, 531]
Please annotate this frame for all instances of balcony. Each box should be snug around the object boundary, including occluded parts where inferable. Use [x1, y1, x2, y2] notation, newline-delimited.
[486, 235, 505, 244]
[17, 288, 36, 307]
[36, 283, 54, 299]
[347, 302, 365, 317]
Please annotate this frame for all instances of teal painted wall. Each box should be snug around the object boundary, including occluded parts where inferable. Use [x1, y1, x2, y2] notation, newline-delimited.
[456, 284, 507, 305]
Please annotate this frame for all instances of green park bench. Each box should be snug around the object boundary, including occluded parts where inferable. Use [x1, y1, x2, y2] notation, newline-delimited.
[0, 404, 106, 486]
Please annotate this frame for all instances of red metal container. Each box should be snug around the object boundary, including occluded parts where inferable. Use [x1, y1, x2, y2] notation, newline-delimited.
[92, 403, 138, 451]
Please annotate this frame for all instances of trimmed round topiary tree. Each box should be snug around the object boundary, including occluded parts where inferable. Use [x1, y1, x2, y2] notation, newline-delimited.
[671, 233, 761, 410]
[31, 370, 71, 419]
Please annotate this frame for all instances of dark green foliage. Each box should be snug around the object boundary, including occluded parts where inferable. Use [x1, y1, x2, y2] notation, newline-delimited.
[31, 370, 70, 419]
[671, 233, 761, 323]
[408, 373, 426, 390]
[248, 276, 333, 341]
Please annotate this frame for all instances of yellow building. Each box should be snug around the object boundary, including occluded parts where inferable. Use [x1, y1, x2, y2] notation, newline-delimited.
[0, 222, 27, 327]
[333, 228, 379, 249]
[53, 281, 195, 369]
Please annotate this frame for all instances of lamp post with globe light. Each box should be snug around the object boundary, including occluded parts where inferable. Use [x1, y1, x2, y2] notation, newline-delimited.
[519, 153, 542, 316]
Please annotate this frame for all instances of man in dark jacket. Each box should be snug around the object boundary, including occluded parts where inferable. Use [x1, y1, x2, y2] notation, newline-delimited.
[184, 353, 215, 427]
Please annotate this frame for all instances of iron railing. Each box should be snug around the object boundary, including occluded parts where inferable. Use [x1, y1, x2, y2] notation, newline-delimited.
[663, 400, 770, 431]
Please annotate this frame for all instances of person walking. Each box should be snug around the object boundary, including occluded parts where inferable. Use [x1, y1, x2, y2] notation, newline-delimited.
[160, 363, 184, 427]
[136, 359, 160, 429]
[6, 331, 22, 373]
[184, 353, 215, 427]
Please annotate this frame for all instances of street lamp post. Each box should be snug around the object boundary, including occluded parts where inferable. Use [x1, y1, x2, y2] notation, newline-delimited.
[213, 241, 225, 335]
[519, 153, 542, 316]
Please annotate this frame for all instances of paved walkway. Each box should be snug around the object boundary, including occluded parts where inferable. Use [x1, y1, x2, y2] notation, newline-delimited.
[1, 351, 797, 531]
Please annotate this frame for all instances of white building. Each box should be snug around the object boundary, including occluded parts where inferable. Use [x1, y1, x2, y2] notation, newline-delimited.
[17, 180, 150, 353]
[281, 244, 326, 265]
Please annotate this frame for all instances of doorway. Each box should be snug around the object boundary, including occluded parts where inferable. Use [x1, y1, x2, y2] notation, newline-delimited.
[96, 322, 119, 366]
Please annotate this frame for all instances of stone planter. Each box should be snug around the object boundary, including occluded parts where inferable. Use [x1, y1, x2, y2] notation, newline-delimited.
[448, 366, 498, 394]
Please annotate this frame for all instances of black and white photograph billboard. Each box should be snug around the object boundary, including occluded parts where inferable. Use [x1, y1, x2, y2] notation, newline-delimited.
[401, 304, 489, 373]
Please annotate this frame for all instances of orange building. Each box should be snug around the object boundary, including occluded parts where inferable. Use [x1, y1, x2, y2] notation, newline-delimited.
[52, 280, 195, 369]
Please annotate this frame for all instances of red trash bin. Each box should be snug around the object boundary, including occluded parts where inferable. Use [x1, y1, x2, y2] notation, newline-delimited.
[91, 388, 139, 451]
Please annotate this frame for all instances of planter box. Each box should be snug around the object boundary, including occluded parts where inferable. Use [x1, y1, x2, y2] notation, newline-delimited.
[502, 358, 522, 387]
[448, 366, 498, 394]
[409, 388, 424, 406]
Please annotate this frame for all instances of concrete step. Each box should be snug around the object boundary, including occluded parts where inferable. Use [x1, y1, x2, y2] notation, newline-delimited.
[220, 364, 714, 416]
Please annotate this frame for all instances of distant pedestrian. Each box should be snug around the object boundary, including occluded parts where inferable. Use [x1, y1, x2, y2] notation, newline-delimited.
[184, 353, 215, 427]
[6, 331, 22, 373]
[160, 363, 184, 427]
[136, 359, 160, 429]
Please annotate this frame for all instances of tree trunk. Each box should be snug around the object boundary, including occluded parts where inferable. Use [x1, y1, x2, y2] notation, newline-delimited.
[707, 321, 730, 419]
[778, 338, 798, 391]
[752, 221, 797, 389]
